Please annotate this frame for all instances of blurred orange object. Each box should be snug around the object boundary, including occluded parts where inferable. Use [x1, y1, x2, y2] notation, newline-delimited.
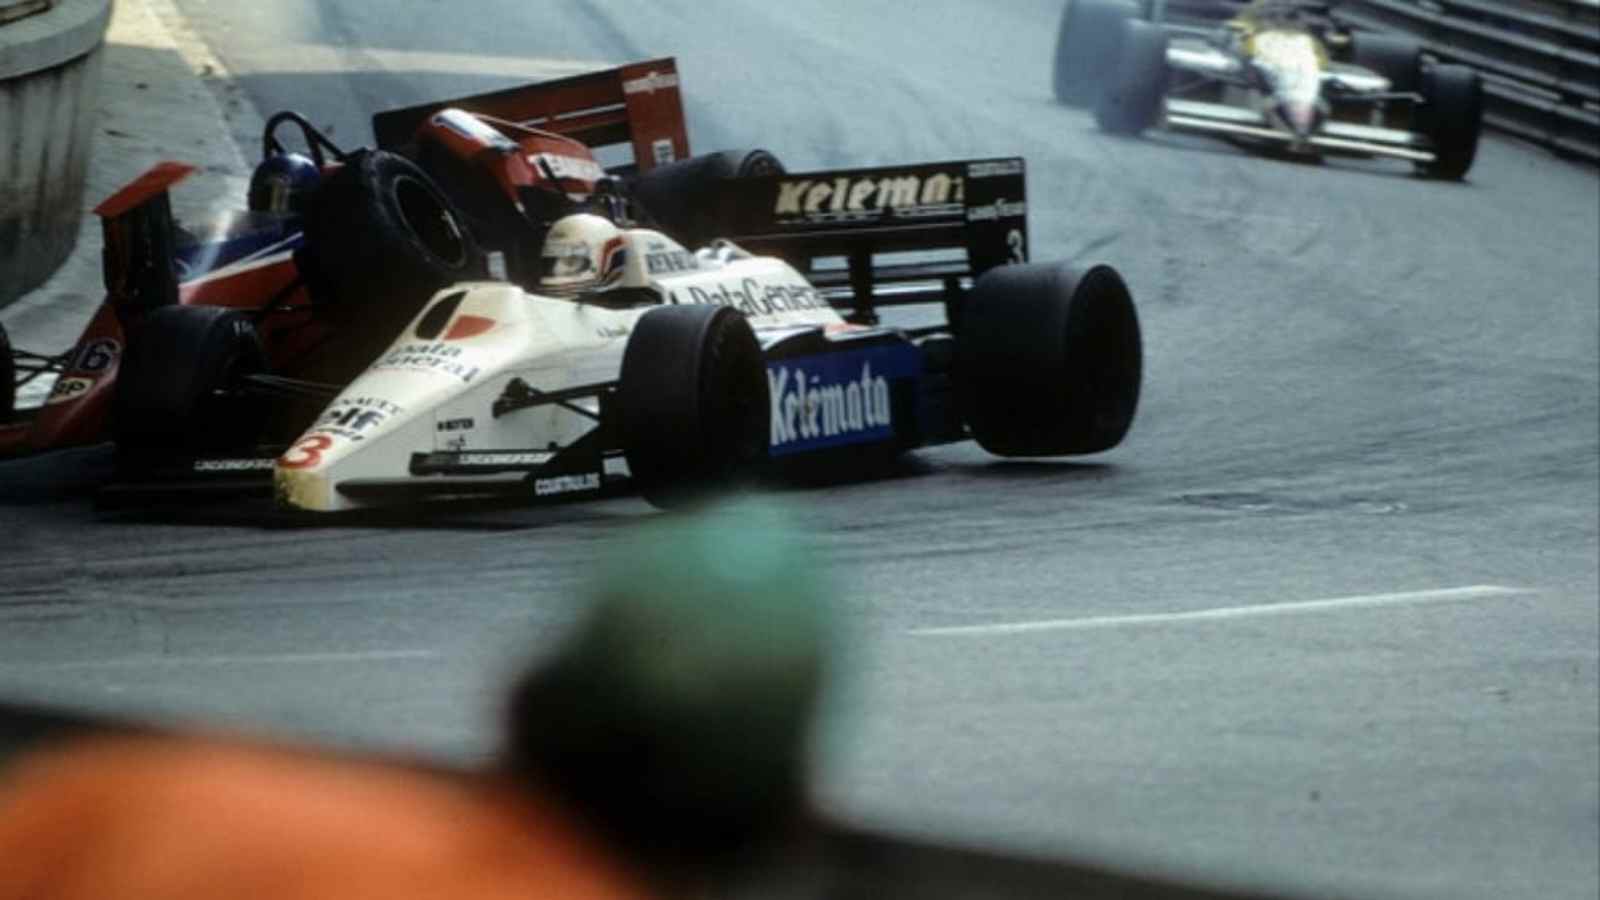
[0, 736, 655, 900]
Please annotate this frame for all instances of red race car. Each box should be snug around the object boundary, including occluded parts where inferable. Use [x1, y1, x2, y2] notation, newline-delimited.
[1, 58, 713, 462]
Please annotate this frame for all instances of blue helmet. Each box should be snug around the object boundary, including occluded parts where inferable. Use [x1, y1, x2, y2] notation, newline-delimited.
[248, 152, 321, 215]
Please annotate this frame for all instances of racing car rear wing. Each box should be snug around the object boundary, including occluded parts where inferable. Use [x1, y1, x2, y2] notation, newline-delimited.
[371, 58, 690, 175]
[708, 158, 1029, 313]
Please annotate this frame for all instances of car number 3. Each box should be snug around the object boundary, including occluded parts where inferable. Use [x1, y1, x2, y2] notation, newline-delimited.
[279, 435, 334, 470]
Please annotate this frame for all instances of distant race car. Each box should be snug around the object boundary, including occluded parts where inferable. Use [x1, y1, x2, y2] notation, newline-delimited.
[1052, 0, 1484, 178]
[110, 154, 1143, 512]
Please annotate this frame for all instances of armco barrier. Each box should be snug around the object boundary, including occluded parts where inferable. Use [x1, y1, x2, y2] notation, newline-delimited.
[0, 0, 111, 309]
[1335, 0, 1600, 162]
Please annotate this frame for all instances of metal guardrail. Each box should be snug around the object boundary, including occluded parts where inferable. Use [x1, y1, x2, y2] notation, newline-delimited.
[1335, 0, 1600, 162]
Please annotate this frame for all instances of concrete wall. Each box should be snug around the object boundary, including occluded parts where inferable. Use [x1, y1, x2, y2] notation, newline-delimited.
[0, 0, 111, 309]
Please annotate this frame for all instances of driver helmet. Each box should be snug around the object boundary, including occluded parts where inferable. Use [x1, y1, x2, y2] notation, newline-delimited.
[538, 213, 628, 295]
[248, 152, 321, 216]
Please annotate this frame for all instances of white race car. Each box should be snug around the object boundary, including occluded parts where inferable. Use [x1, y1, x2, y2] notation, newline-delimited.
[113, 157, 1144, 512]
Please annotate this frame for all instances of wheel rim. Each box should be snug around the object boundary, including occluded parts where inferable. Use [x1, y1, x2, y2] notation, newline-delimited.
[393, 175, 469, 268]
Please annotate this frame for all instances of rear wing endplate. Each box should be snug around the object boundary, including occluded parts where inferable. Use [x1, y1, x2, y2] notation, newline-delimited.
[371, 58, 691, 174]
[708, 158, 1029, 300]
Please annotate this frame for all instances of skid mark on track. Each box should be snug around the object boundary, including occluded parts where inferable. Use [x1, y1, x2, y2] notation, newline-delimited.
[911, 585, 1532, 637]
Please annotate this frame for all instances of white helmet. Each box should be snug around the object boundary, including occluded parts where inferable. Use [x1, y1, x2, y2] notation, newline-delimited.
[539, 213, 627, 295]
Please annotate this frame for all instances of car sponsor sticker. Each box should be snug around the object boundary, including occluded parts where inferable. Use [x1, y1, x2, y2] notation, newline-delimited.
[645, 249, 699, 275]
[670, 277, 830, 317]
[623, 70, 679, 95]
[774, 171, 964, 224]
[192, 458, 276, 473]
[44, 377, 94, 406]
[310, 397, 400, 442]
[967, 159, 1024, 179]
[373, 342, 482, 383]
[72, 339, 120, 374]
[965, 199, 1027, 223]
[456, 452, 554, 467]
[767, 344, 920, 456]
[527, 153, 607, 184]
[535, 472, 602, 497]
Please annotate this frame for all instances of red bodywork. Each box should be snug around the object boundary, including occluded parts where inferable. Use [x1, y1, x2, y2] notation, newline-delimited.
[0, 166, 325, 457]
[2, 58, 693, 459]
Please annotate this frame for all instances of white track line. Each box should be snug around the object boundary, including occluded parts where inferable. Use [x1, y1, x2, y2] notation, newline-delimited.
[911, 585, 1533, 638]
[0, 650, 442, 672]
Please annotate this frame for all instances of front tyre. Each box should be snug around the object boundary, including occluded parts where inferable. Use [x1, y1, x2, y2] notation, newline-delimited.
[114, 305, 268, 455]
[617, 305, 769, 509]
[957, 262, 1142, 457]
[1096, 19, 1169, 135]
[1416, 64, 1484, 181]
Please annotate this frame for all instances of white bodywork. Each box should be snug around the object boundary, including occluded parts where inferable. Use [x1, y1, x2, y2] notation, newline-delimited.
[1161, 30, 1435, 163]
[275, 230, 843, 512]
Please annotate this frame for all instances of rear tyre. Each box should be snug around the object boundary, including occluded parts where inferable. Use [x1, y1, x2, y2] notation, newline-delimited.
[1416, 64, 1483, 181]
[301, 149, 486, 341]
[1054, 0, 1141, 107]
[1, 321, 14, 422]
[617, 305, 769, 509]
[629, 149, 785, 248]
[1096, 20, 1169, 135]
[957, 262, 1142, 456]
[115, 305, 268, 455]
[1349, 33, 1422, 94]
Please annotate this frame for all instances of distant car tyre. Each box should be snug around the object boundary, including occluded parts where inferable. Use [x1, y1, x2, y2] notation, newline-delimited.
[1096, 19, 1169, 135]
[1, 321, 14, 422]
[957, 262, 1142, 456]
[617, 305, 769, 508]
[1053, 0, 1141, 107]
[1349, 33, 1422, 95]
[1417, 63, 1483, 180]
[301, 150, 486, 336]
[629, 150, 785, 248]
[114, 305, 268, 455]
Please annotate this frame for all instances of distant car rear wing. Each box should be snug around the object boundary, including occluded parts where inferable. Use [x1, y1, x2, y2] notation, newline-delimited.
[707, 158, 1030, 314]
[371, 57, 691, 174]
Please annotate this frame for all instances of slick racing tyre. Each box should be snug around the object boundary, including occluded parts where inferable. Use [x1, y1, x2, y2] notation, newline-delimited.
[617, 305, 768, 509]
[301, 149, 486, 338]
[1417, 64, 1484, 181]
[1096, 19, 1169, 135]
[1349, 33, 1422, 95]
[1053, 0, 1141, 107]
[629, 149, 785, 249]
[115, 305, 268, 455]
[1, 321, 14, 422]
[957, 262, 1142, 457]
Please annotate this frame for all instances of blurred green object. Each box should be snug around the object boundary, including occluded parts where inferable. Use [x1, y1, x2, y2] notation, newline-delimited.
[507, 499, 838, 864]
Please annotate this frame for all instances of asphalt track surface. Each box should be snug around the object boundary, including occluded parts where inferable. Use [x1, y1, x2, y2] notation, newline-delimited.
[3, 2, 1597, 898]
